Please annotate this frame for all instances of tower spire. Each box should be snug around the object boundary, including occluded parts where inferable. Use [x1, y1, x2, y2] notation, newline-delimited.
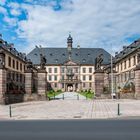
[67, 34, 73, 60]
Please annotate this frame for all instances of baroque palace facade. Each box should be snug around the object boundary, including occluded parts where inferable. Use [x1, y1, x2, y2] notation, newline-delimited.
[1, 33, 140, 104]
[27, 35, 111, 92]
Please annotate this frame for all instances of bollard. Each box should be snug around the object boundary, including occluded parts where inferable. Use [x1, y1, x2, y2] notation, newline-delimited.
[118, 103, 120, 116]
[86, 94, 88, 100]
[54, 93, 55, 99]
[77, 94, 79, 100]
[63, 94, 64, 100]
[9, 105, 12, 118]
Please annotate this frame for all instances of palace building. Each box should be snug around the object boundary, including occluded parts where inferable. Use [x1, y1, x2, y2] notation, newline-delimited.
[1, 33, 140, 104]
[27, 35, 111, 92]
[0, 34, 27, 104]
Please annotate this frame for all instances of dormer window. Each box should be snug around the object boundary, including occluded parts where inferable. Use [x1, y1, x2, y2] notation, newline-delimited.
[55, 59, 58, 63]
[82, 59, 86, 62]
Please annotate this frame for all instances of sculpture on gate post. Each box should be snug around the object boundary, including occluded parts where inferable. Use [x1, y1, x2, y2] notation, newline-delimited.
[95, 54, 103, 71]
[40, 54, 47, 70]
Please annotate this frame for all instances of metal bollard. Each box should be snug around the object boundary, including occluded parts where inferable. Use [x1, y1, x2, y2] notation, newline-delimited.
[77, 94, 79, 100]
[9, 105, 12, 118]
[54, 93, 55, 99]
[86, 94, 88, 100]
[118, 103, 120, 116]
[63, 94, 64, 100]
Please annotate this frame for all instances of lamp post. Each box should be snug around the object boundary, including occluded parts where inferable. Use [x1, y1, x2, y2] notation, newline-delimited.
[111, 46, 115, 99]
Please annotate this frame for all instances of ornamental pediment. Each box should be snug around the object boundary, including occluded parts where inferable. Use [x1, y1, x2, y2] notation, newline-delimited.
[64, 60, 77, 66]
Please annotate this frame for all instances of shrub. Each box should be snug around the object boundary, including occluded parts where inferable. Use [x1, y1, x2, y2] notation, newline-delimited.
[56, 89, 62, 93]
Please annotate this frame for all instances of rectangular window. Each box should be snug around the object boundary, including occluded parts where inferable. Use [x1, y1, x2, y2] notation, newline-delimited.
[61, 67, 65, 73]
[75, 67, 78, 73]
[13, 59, 15, 69]
[83, 68, 86, 73]
[124, 73, 127, 81]
[20, 63, 22, 71]
[49, 68, 52, 73]
[117, 65, 119, 72]
[129, 58, 131, 67]
[62, 75, 64, 80]
[16, 73, 18, 82]
[124, 61, 126, 69]
[16, 61, 19, 70]
[89, 68, 92, 73]
[75, 75, 78, 80]
[20, 74, 22, 82]
[54, 68, 57, 73]
[83, 75, 86, 81]
[121, 63, 123, 71]
[12, 73, 15, 81]
[89, 83, 92, 88]
[54, 75, 57, 81]
[54, 83, 57, 88]
[8, 57, 11, 67]
[49, 75, 52, 81]
[83, 83, 85, 88]
[89, 75, 92, 81]
[133, 56, 136, 66]
[62, 83, 64, 88]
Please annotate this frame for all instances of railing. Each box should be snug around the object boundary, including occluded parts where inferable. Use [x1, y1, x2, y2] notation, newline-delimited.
[60, 79, 81, 83]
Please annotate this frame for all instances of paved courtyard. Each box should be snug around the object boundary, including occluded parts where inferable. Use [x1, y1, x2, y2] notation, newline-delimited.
[0, 92, 140, 120]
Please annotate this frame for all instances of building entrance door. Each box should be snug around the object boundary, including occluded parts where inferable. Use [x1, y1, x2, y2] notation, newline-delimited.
[67, 84, 73, 92]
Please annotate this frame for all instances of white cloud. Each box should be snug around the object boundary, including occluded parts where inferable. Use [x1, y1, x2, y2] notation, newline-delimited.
[3, 16, 18, 26]
[0, 0, 6, 6]
[0, 6, 7, 15]
[16, 0, 140, 54]
[8, 2, 22, 16]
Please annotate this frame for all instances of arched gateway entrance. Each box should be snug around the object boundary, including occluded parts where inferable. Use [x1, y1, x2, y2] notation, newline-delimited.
[67, 84, 73, 92]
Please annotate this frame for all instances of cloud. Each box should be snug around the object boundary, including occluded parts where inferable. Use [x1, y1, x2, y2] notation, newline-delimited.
[8, 2, 22, 16]
[0, 0, 6, 6]
[0, 6, 7, 15]
[2, 0, 140, 54]
[3, 16, 18, 26]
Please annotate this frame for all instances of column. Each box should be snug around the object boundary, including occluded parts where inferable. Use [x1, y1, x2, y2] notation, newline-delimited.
[94, 70, 104, 97]
[135, 66, 140, 99]
[25, 70, 32, 95]
[37, 69, 47, 97]
[0, 69, 7, 104]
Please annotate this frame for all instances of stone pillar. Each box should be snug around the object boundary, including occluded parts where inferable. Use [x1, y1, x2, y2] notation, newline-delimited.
[134, 65, 140, 99]
[94, 70, 104, 97]
[0, 50, 6, 104]
[25, 70, 33, 95]
[0, 69, 6, 104]
[37, 70, 47, 97]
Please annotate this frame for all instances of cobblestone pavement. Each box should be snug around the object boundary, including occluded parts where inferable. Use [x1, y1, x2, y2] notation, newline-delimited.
[1, 93, 140, 120]
[55, 92, 86, 100]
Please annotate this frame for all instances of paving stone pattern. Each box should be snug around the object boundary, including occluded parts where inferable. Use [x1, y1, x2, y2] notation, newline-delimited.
[0, 92, 140, 120]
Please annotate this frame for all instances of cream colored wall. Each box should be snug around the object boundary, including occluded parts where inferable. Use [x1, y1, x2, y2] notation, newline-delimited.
[46, 66, 60, 82]
[5, 53, 25, 74]
[80, 66, 95, 82]
[115, 54, 137, 74]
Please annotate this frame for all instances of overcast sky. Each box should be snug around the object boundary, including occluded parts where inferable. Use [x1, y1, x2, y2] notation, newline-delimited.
[0, 0, 140, 54]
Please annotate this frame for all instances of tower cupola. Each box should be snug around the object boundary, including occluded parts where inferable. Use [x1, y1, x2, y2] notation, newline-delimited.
[67, 34, 73, 51]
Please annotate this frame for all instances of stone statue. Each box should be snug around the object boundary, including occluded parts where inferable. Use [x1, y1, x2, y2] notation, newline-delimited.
[26, 60, 33, 70]
[95, 54, 103, 70]
[40, 54, 46, 70]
